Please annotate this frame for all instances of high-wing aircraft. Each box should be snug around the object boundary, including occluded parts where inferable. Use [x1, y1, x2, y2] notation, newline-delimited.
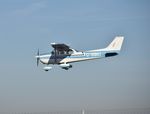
[35, 36, 124, 71]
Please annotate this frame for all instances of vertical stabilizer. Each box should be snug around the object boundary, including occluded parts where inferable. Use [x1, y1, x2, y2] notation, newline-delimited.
[106, 36, 124, 50]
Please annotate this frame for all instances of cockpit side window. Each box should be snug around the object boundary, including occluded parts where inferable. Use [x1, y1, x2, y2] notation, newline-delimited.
[60, 51, 64, 55]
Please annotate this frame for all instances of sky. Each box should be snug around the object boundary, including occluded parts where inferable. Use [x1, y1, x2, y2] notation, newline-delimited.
[0, 0, 150, 112]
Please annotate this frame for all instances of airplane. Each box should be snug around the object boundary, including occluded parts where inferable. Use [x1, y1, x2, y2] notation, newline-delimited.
[35, 36, 124, 71]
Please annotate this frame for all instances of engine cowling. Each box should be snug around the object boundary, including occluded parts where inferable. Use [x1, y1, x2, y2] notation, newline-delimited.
[59, 63, 72, 70]
[43, 66, 52, 71]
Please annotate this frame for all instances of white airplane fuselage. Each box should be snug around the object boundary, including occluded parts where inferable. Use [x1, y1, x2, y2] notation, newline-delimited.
[35, 36, 124, 71]
[39, 49, 118, 65]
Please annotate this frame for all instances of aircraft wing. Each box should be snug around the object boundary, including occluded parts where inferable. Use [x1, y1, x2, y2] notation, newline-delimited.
[51, 43, 70, 51]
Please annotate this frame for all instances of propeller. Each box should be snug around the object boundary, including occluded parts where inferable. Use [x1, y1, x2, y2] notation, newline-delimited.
[36, 49, 40, 66]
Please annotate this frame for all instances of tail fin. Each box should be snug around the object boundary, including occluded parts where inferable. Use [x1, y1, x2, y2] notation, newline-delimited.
[106, 36, 124, 50]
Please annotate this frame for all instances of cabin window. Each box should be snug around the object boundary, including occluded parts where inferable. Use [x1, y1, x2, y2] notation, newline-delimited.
[60, 51, 64, 55]
[51, 49, 73, 55]
[68, 50, 73, 55]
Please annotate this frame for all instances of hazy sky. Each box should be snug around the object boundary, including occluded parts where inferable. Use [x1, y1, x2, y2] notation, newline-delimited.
[0, 0, 150, 112]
